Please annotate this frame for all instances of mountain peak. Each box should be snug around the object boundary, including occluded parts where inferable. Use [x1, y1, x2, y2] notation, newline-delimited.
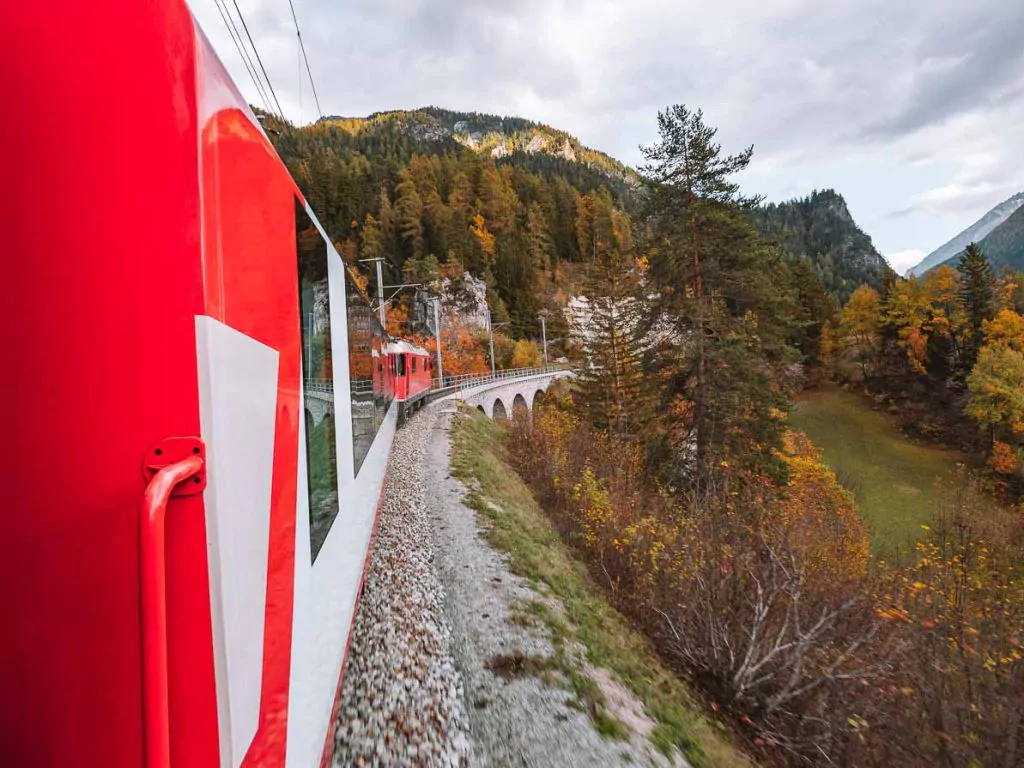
[320, 106, 634, 185]
[908, 191, 1024, 276]
[752, 189, 892, 302]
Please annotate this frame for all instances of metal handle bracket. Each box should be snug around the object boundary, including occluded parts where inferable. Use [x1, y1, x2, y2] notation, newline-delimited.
[140, 439, 206, 768]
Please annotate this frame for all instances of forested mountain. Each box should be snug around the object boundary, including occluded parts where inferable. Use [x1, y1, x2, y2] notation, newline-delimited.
[938, 203, 1024, 273]
[261, 107, 642, 342]
[318, 107, 636, 191]
[751, 189, 893, 302]
[910, 191, 1024, 276]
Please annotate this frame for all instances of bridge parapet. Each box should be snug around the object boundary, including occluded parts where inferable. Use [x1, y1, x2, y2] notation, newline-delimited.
[430, 364, 572, 392]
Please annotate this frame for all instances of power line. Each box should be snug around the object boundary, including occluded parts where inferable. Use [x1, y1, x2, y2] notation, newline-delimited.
[212, 0, 272, 114]
[230, 0, 285, 119]
[286, 0, 323, 118]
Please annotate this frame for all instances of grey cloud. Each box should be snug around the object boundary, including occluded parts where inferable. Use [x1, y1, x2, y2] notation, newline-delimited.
[191, 0, 1024, 253]
[861, 4, 1024, 139]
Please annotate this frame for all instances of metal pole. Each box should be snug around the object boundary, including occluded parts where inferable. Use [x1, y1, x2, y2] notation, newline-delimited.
[307, 312, 313, 380]
[488, 310, 496, 378]
[539, 314, 548, 365]
[375, 259, 386, 328]
[432, 297, 444, 384]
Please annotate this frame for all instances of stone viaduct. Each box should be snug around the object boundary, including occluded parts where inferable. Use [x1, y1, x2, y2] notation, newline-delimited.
[303, 367, 574, 426]
[439, 369, 574, 419]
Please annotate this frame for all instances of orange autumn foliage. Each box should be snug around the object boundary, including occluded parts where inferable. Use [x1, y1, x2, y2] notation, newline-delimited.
[982, 308, 1024, 352]
[384, 303, 410, 337]
[988, 440, 1021, 475]
[469, 213, 496, 258]
[420, 317, 489, 375]
[772, 431, 871, 581]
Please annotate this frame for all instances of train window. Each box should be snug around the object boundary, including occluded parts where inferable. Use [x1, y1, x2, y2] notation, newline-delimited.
[412, 357, 417, 374]
[296, 200, 339, 562]
[395, 353, 406, 377]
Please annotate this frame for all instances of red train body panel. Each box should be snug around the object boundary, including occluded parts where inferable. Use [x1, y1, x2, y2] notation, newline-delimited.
[1, 4, 418, 767]
[390, 341, 433, 403]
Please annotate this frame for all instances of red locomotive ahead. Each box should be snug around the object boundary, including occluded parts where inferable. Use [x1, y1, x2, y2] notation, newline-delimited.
[1, 3, 432, 767]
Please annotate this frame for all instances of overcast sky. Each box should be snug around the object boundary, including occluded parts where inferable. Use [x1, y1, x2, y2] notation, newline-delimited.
[190, 0, 1024, 273]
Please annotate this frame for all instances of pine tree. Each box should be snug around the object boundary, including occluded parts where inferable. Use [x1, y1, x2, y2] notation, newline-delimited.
[958, 242, 995, 370]
[526, 202, 553, 273]
[574, 248, 651, 439]
[360, 213, 382, 262]
[394, 170, 424, 264]
[377, 187, 397, 259]
[790, 256, 837, 364]
[639, 105, 792, 480]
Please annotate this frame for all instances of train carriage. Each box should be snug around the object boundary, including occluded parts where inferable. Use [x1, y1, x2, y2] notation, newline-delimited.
[0, 3, 410, 767]
[389, 340, 433, 420]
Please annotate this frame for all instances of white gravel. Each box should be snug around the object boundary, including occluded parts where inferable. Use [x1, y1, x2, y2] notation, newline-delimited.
[333, 408, 471, 767]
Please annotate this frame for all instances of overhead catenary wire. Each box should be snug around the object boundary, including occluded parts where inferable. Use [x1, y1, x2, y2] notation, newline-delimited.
[286, 0, 323, 118]
[230, 0, 285, 119]
[211, 0, 272, 115]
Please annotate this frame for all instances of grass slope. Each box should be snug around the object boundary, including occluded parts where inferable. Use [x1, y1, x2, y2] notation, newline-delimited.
[790, 387, 992, 558]
[450, 410, 752, 768]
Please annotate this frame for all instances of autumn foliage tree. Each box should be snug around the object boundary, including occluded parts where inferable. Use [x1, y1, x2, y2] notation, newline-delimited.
[841, 284, 881, 379]
[510, 388, 884, 762]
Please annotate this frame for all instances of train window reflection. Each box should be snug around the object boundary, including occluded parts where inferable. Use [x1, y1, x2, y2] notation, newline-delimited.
[347, 267, 388, 474]
[296, 200, 339, 562]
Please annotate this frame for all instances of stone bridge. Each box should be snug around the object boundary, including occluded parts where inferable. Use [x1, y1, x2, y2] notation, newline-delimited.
[439, 368, 574, 419]
[305, 385, 336, 427]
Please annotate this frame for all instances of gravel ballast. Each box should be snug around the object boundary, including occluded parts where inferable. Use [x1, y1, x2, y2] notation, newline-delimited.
[332, 408, 471, 767]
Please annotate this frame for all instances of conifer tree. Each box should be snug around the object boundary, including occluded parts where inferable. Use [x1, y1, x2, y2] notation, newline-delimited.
[394, 170, 424, 264]
[574, 248, 651, 439]
[526, 202, 553, 273]
[639, 105, 792, 480]
[958, 242, 995, 370]
[790, 256, 837, 364]
[359, 213, 382, 262]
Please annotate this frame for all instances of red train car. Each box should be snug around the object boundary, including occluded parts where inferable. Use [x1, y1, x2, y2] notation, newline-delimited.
[1, 3, 409, 767]
[390, 340, 433, 420]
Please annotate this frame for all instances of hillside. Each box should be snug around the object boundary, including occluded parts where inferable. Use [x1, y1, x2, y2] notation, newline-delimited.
[751, 189, 893, 302]
[318, 107, 637, 191]
[262, 107, 643, 344]
[910, 191, 1024, 276]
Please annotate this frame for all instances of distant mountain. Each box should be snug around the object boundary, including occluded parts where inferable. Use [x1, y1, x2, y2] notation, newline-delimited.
[938, 204, 1024, 273]
[909, 191, 1024, 276]
[751, 189, 894, 302]
[319, 107, 637, 189]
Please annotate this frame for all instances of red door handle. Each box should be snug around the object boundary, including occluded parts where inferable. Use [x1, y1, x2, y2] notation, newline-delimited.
[140, 454, 205, 768]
